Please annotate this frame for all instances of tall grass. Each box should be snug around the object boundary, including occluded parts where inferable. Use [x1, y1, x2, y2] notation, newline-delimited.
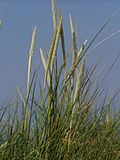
[0, 1, 120, 159]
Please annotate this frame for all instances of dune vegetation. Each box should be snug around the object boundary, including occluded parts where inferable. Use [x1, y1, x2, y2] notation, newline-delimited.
[0, 0, 120, 159]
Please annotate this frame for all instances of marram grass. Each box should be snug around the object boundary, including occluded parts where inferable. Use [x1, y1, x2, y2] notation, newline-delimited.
[1, 1, 120, 160]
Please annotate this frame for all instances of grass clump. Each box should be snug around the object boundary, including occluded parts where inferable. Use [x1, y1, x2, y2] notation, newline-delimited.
[1, 0, 120, 159]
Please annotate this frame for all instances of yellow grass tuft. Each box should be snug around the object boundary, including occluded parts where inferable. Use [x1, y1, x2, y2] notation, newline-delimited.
[27, 26, 37, 97]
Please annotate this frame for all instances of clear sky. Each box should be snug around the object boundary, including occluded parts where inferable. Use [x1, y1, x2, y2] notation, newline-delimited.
[0, 0, 120, 103]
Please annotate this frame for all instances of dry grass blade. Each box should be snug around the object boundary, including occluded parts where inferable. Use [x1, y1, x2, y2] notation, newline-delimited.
[27, 26, 37, 97]
[52, 0, 57, 30]
[69, 14, 78, 95]
[43, 16, 62, 90]
[75, 40, 87, 80]
[43, 28, 57, 90]
[51, 16, 62, 69]
[58, 10, 67, 80]
[69, 14, 77, 66]
[69, 14, 74, 36]
[74, 57, 86, 101]
[77, 40, 87, 61]
[16, 86, 26, 107]
[39, 48, 47, 72]
[39, 48, 50, 86]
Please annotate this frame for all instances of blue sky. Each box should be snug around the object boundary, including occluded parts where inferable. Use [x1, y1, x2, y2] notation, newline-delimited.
[0, 1, 120, 103]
